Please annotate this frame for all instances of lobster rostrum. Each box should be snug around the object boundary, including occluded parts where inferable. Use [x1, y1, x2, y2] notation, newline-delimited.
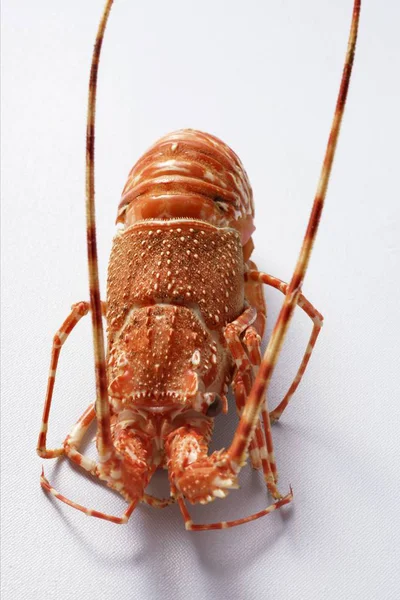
[38, 0, 361, 530]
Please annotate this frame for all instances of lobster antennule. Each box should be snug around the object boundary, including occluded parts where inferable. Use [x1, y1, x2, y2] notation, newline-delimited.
[85, 0, 114, 460]
[229, 0, 362, 465]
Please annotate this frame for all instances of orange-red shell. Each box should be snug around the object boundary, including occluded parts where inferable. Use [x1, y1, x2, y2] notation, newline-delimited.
[107, 220, 245, 336]
[105, 130, 264, 413]
[117, 129, 255, 245]
[106, 220, 245, 408]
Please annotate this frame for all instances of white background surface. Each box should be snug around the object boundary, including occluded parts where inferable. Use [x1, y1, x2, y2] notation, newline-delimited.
[1, 1, 399, 599]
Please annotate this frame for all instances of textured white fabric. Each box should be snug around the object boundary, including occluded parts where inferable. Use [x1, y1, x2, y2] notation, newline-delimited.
[2, 1, 399, 599]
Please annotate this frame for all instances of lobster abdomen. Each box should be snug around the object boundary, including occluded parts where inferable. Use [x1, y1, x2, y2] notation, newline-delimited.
[117, 130, 255, 245]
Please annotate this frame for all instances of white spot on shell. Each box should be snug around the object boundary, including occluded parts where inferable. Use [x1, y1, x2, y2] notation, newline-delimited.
[187, 449, 198, 464]
[213, 489, 227, 499]
[213, 476, 234, 488]
[191, 350, 201, 367]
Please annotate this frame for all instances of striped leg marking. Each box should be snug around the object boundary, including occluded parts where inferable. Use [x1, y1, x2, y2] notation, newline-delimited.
[177, 490, 293, 531]
[247, 271, 323, 422]
[40, 469, 138, 524]
[63, 404, 98, 474]
[242, 326, 279, 486]
[37, 302, 90, 458]
[37, 300, 107, 459]
[41, 423, 152, 523]
[226, 307, 264, 471]
[226, 308, 280, 494]
[232, 365, 279, 495]
[232, 374, 262, 469]
[224, 306, 257, 376]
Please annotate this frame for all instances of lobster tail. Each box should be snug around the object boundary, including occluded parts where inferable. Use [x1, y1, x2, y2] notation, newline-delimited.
[118, 129, 256, 245]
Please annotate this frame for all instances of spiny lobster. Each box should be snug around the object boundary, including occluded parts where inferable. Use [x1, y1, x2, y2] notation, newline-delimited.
[37, 0, 361, 530]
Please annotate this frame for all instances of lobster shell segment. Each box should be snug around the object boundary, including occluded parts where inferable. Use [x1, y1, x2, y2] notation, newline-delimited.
[118, 129, 255, 245]
[107, 220, 245, 336]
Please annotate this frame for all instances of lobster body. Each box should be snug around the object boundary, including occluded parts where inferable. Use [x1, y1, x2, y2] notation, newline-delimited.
[106, 130, 264, 468]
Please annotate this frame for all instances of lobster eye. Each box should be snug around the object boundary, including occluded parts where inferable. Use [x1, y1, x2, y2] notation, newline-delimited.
[206, 395, 223, 417]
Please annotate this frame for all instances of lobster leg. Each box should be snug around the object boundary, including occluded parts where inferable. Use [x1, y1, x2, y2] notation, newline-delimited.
[63, 404, 98, 474]
[225, 305, 264, 470]
[37, 298, 151, 522]
[233, 375, 262, 469]
[224, 305, 257, 375]
[233, 372, 278, 489]
[41, 425, 153, 523]
[40, 469, 138, 524]
[226, 311, 279, 494]
[37, 301, 107, 459]
[242, 326, 279, 484]
[37, 302, 91, 458]
[247, 270, 323, 422]
[177, 492, 292, 531]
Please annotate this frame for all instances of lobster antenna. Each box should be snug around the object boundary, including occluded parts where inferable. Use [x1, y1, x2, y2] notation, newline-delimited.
[229, 0, 361, 464]
[86, 0, 114, 460]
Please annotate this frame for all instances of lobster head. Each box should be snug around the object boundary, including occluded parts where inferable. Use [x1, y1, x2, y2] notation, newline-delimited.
[107, 304, 229, 414]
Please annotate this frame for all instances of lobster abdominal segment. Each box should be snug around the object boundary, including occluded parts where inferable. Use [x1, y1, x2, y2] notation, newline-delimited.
[118, 130, 255, 245]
